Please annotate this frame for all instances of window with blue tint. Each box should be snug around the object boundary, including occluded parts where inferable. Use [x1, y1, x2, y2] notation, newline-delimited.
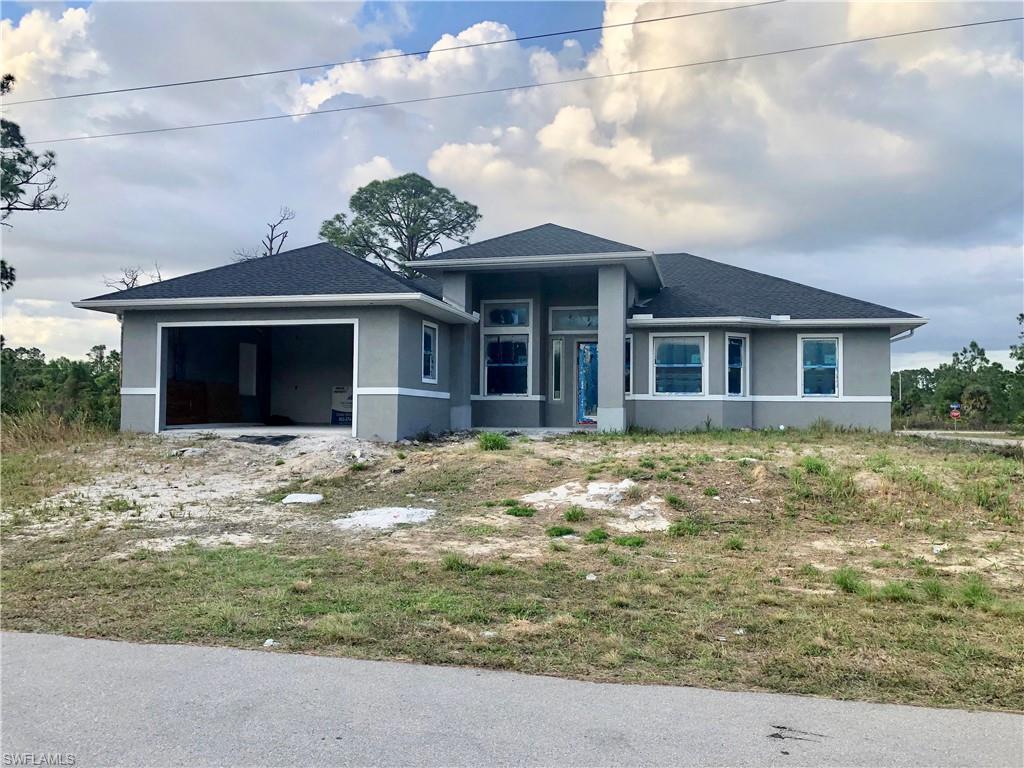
[484, 302, 529, 327]
[802, 337, 838, 395]
[422, 322, 437, 383]
[485, 334, 529, 395]
[727, 336, 745, 396]
[654, 336, 703, 394]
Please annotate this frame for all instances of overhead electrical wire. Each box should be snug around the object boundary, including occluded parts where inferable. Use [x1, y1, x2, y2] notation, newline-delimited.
[4, 0, 784, 106]
[25, 15, 1023, 146]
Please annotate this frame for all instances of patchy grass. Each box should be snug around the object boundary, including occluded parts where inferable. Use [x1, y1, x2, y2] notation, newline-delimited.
[477, 432, 510, 451]
[3, 427, 1023, 711]
[563, 505, 586, 523]
[0, 414, 138, 511]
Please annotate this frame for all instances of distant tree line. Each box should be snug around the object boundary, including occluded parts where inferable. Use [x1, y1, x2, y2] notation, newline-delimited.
[1, 345, 121, 430]
[892, 315, 1024, 429]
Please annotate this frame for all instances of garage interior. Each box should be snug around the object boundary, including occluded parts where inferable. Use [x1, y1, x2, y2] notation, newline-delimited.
[162, 324, 354, 429]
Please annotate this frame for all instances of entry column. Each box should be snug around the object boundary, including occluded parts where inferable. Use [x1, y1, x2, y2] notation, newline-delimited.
[597, 264, 627, 432]
[443, 272, 473, 430]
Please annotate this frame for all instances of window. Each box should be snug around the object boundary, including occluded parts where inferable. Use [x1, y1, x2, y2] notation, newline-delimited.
[421, 321, 438, 384]
[485, 335, 528, 395]
[800, 336, 840, 396]
[653, 335, 704, 394]
[551, 338, 563, 401]
[727, 335, 746, 396]
[484, 302, 529, 327]
[550, 307, 598, 333]
[624, 335, 632, 395]
[481, 300, 532, 396]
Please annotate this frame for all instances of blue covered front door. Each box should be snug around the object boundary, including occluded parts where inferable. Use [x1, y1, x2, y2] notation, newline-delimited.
[576, 342, 598, 425]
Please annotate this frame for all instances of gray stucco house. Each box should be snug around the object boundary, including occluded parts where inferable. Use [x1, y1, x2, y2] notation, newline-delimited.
[75, 224, 926, 441]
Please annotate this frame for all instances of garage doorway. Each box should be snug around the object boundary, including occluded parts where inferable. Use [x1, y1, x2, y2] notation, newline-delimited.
[157, 320, 357, 434]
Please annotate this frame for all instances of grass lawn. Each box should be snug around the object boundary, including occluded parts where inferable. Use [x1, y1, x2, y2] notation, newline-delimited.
[2, 426, 1022, 711]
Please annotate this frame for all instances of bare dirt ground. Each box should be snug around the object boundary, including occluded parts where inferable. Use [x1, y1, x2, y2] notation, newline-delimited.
[7, 431, 377, 551]
[8, 430, 1022, 589]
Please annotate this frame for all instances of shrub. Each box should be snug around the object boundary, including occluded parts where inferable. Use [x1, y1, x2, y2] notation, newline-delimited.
[668, 516, 708, 537]
[478, 432, 510, 451]
[665, 494, 689, 511]
[623, 484, 644, 502]
[584, 528, 609, 544]
[505, 505, 535, 518]
[800, 456, 830, 475]
[724, 536, 745, 551]
[957, 574, 994, 608]
[703, 487, 720, 497]
[564, 505, 586, 522]
[546, 525, 576, 537]
[614, 535, 646, 548]
[832, 567, 866, 594]
[441, 553, 475, 572]
[877, 581, 916, 603]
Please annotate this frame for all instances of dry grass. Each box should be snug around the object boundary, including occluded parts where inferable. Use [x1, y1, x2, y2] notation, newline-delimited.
[2, 426, 1022, 711]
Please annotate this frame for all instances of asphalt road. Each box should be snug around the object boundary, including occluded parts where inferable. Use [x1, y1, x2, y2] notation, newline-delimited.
[2, 632, 1021, 767]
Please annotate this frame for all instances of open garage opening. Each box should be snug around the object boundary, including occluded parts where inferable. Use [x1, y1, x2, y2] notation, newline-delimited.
[159, 322, 356, 433]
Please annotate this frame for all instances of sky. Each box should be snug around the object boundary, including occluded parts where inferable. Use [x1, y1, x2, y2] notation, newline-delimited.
[1, 0, 1021, 372]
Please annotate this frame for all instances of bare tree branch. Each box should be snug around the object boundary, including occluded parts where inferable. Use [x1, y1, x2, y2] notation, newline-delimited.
[234, 206, 295, 261]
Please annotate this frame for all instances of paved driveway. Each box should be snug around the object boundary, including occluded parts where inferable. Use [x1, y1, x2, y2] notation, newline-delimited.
[2, 632, 1021, 767]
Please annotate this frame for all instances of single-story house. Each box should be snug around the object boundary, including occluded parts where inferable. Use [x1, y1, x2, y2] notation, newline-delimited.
[74, 223, 926, 440]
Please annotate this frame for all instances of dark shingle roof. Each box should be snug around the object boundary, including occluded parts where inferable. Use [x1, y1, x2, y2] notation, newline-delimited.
[82, 243, 440, 302]
[419, 223, 644, 262]
[639, 253, 920, 320]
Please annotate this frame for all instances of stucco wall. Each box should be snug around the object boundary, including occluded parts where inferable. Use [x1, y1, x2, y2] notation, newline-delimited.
[119, 306, 406, 439]
[628, 326, 891, 431]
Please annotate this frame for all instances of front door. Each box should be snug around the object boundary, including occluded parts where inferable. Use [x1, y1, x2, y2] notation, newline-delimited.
[576, 342, 598, 425]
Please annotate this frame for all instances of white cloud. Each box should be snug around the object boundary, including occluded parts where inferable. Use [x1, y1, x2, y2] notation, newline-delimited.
[2, 301, 119, 359]
[0, 8, 105, 88]
[342, 155, 399, 194]
[892, 349, 1014, 372]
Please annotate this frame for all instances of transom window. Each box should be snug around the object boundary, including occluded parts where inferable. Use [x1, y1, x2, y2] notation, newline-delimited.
[727, 335, 746, 396]
[484, 302, 529, 328]
[550, 307, 598, 333]
[481, 300, 532, 396]
[421, 321, 438, 384]
[800, 336, 840, 396]
[653, 335, 705, 394]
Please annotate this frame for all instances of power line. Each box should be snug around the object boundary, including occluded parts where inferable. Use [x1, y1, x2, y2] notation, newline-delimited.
[27, 16, 1023, 146]
[4, 0, 784, 106]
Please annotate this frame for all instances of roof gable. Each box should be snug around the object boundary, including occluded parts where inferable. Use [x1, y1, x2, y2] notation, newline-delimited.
[641, 253, 920, 320]
[82, 243, 437, 302]
[418, 223, 644, 262]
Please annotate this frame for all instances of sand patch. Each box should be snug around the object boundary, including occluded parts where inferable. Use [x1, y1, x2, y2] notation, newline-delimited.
[332, 507, 436, 530]
[521, 479, 637, 511]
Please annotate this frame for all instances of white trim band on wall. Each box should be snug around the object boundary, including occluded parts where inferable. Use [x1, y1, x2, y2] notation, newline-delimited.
[359, 387, 451, 400]
[121, 387, 157, 396]
[471, 395, 547, 401]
